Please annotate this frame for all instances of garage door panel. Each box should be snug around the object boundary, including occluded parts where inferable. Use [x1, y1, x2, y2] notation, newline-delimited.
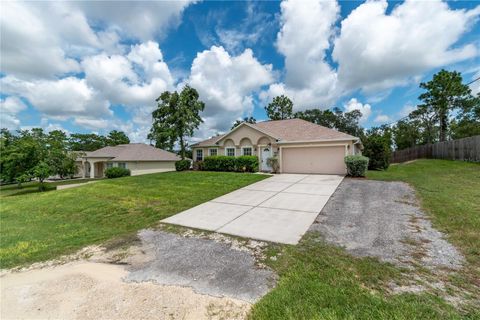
[282, 146, 346, 174]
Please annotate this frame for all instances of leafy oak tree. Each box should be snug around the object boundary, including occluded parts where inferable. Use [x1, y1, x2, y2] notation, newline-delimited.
[149, 85, 205, 159]
[265, 95, 293, 120]
[361, 125, 392, 170]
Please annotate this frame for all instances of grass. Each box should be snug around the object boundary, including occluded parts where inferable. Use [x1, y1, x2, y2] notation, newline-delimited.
[0, 179, 94, 197]
[251, 235, 467, 320]
[250, 159, 480, 319]
[0, 171, 268, 269]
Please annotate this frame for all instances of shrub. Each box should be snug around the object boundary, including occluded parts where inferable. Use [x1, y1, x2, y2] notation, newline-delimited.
[266, 157, 280, 173]
[105, 167, 131, 178]
[203, 156, 236, 171]
[203, 156, 220, 171]
[193, 161, 204, 171]
[200, 155, 258, 172]
[175, 159, 191, 171]
[235, 156, 259, 172]
[344, 155, 369, 177]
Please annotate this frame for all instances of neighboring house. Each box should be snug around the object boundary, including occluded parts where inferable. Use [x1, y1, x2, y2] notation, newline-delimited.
[76, 143, 181, 178]
[191, 119, 363, 174]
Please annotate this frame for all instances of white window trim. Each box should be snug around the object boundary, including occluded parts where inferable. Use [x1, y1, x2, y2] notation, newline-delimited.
[241, 146, 253, 156]
[209, 148, 218, 156]
[196, 149, 203, 161]
[226, 147, 235, 157]
[117, 162, 127, 169]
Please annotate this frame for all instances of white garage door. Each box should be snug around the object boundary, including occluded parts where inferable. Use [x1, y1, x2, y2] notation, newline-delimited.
[282, 146, 347, 174]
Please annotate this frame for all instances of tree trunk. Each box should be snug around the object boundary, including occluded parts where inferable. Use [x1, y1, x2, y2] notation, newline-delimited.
[439, 113, 448, 142]
[179, 136, 185, 160]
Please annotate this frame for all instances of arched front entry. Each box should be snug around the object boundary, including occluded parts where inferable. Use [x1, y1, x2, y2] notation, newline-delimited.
[82, 161, 105, 178]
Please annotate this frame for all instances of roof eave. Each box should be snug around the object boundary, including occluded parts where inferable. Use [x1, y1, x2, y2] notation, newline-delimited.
[277, 137, 359, 145]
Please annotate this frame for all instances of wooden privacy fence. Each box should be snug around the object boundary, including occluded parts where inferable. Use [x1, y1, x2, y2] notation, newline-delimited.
[391, 135, 480, 163]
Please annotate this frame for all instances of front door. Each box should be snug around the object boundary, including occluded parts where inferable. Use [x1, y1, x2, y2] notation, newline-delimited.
[261, 147, 272, 171]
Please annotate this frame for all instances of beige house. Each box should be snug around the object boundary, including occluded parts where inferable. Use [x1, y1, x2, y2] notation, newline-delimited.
[191, 119, 362, 174]
[76, 143, 181, 178]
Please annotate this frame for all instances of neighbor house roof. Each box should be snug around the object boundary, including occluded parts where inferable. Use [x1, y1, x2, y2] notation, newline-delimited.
[190, 134, 226, 147]
[84, 143, 181, 161]
[192, 118, 359, 147]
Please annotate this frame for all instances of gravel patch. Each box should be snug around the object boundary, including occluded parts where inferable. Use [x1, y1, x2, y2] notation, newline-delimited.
[309, 179, 464, 270]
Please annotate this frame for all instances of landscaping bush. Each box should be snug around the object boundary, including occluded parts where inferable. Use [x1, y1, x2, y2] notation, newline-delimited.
[200, 155, 258, 172]
[203, 156, 237, 171]
[266, 157, 280, 173]
[344, 155, 369, 177]
[104, 167, 131, 178]
[192, 161, 204, 171]
[175, 159, 191, 171]
[203, 156, 220, 171]
[235, 156, 259, 172]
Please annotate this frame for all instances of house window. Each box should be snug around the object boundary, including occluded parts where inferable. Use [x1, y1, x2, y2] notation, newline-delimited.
[209, 148, 217, 156]
[196, 149, 203, 161]
[106, 163, 113, 169]
[226, 148, 235, 157]
[118, 162, 127, 169]
[242, 147, 252, 156]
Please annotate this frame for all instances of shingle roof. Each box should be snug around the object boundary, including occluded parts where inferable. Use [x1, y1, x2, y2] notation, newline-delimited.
[85, 143, 181, 161]
[190, 134, 226, 147]
[193, 118, 358, 146]
[253, 119, 358, 142]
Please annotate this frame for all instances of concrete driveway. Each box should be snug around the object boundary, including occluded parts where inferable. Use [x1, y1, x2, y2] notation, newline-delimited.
[162, 174, 343, 244]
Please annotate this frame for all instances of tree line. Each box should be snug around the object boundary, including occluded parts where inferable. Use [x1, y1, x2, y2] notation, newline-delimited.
[0, 129, 130, 188]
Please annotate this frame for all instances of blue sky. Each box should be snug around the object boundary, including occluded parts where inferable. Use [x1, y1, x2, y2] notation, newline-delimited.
[1, 0, 479, 142]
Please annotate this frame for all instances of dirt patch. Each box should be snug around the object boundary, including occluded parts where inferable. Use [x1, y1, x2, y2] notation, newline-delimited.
[0, 262, 249, 320]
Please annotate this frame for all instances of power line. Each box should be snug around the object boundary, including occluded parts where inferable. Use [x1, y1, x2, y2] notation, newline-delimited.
[383, 76, 480, 127]
[466, 76, 480, 86]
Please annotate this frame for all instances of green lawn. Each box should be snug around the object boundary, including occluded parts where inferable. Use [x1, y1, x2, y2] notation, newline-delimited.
[250, 160, 480, 319]
[0, 171, 268, 269]
[0, 179, 94, 198]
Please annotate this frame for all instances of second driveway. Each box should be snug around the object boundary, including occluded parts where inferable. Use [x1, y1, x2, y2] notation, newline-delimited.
[162, 174, 343, 244]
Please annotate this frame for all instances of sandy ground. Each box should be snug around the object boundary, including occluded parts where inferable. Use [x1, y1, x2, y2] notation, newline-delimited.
[1, 261, 250, 320]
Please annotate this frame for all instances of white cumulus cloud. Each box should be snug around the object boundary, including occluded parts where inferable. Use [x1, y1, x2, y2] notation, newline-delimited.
[333, 0, 480, 93]
[0, 96, 29, 130]
[187, 46, 273, 137]
[374, 114, 392, 124]
[1, 76, 110, 120]
[263, 0, 339, 109]
[344, 98, 372, 123]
